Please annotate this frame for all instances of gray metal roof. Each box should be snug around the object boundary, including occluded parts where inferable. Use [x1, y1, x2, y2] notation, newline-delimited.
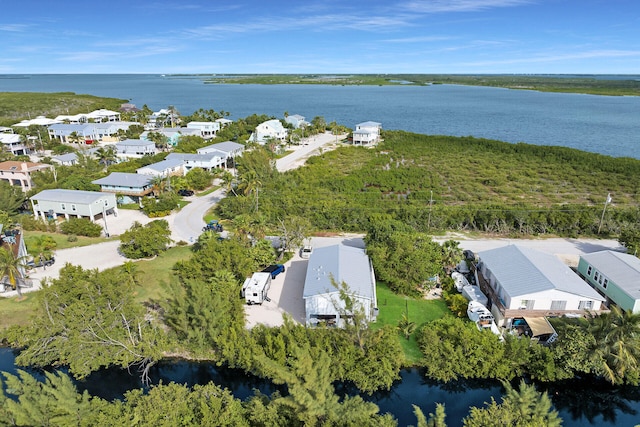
[166, 152, 221, 162]
[303, 244, 375, 300]
[116, 139, 154, 147]
[198, 141, 244, 155]
[31, 189, 109, 204]
[52, 153, 78, 162]
[581, 251, 640, 299]
[479, 245, 604, 300]
[137, 158, 183, 172]
[92, 172, 152, 187]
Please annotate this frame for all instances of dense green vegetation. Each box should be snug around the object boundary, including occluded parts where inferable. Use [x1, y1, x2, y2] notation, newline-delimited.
[0, 92, 126, 126]
[217, 131, 640, 238]
[195, 73, 640, 96]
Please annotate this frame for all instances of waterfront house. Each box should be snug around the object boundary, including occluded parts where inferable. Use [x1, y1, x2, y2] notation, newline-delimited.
[476, 245, 605, 323]
[12, 116, 61, 128]
[187, 121, 220, 139]
[578, 250, 640, 314]
[140, 127, 201, 147]
[250, 119, 288, 144]
[115, 139, 157, 159]
[86, 109, 121, 122]
[285, 114, 308, 129]
[136, 158, 184, 177]
[215, 118, 233, 128]
[0, 161, 54, 192]
[30, 189, 117, 224]
[92, 172, 153, 204]
[303, 244, 378, 327]
[352, 121, 382, 145]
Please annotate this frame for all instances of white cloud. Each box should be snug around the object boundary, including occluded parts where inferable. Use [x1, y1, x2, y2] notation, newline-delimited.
[0, 24, 29, 32]
[400, 0, 531, 13]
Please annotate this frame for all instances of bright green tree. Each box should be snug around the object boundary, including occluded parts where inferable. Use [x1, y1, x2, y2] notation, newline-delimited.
[119, 220, 172, 259]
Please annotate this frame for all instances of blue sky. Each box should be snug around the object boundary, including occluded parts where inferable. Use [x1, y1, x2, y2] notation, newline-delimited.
[2, 0, 639, 74]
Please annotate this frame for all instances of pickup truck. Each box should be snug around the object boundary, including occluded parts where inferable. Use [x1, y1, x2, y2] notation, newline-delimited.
[261, 264, 285, 279]
[27, 257, 55, 268]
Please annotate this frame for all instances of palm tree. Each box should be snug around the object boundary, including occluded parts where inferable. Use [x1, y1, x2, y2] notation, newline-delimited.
[219, 170, 237, 196]
[151, 175, 168, 196]
[26, 235, 56, 263]
[94, 145, 118, 167]
[67, 131, 84, 145]
[589, 306, 640, 384]
[238, 170, 262, 213]
[148, 132, 169, 152]
[0, 247, 30, 297]
[441, 240, 463, 273]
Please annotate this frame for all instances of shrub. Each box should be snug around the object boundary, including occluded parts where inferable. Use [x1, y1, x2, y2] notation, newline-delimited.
[60, 217, 103, 237]
[18, 214, 57, 232]
[119, 220, 172, 259]
[67, 234, 78, 242]
[142, 193, 180, 216]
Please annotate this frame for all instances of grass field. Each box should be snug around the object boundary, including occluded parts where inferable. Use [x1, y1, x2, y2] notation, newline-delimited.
[23, 231, 113, 250]
[372, 282, 450, 364]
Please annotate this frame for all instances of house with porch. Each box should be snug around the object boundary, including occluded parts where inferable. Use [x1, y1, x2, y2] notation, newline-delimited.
[476, 245, 605, 324]
[136, 158, 184, 177]
[352, 121, 382, 145]
[0, 134, 29, 156]
[116, 139, 157, 159]
[250, 119, 287, 144]
[187, 121, 220, 139]
[577, 250, 640, 314]
[48, 123, 99, 145]
[30, 189, 117, 224]
[285, 114, 309, 129]
[303, 244, 378, 327]
[166, 152, 225, 173]
[0, 161, 54, 192]
[197, 141, 244, 167]
[92, 172, 153, 204]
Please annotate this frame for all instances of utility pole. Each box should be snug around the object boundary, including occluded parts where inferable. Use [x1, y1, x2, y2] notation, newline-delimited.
[427, 190, 433, 229]
[597, 193, 612, 234]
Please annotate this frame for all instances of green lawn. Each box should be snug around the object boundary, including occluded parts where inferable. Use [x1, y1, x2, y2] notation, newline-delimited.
[23, 231, 113, 250]
[372, 282, 450, 364]
[128, 245, 193, 303]
[0, 292, 40, 330]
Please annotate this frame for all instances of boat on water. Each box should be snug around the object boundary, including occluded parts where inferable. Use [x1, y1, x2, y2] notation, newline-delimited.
[451, 271, 470, 292]
[467, 301, 503, 340]
[461, 284, 489, 307]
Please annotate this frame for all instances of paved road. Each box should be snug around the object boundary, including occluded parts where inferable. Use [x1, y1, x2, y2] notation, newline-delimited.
[276, 131, 346, 172]
[169, 188, 227, 243]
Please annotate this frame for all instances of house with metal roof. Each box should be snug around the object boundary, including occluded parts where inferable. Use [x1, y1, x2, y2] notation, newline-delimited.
[578, 251, 640, 314]
[187, 121, 220, 139]
[197, 141, 244, 167]
[51, 153, 78, 166]
[115, 139, 157, 159]
[477, 245, 605, 322]
[285, 114, 309, 129]
[92, 172, 153, 203]
[166, 152, 225, 172]
[303, 244, 378, 327]
[48, 123, 99, 145]
[30, 189, 117, 225]
[250, 119, 288, 144]
[353, 121, 382, 145]
[0, 133, 29, 156]
[136, 158, 184, 177]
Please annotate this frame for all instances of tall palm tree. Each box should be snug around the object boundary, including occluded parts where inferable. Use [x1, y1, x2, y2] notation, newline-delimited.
[0, 247, 30, 297]
[151, 175, 168, 196]
[239, 170, 262, 213]
[219, 170, 237, 196]
[94, 145, 118, 167]
[67, 131, 84, 145]
[589, 306, 640, 384]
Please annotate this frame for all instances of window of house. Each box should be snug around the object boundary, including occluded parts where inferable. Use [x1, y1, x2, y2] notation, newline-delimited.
[61, 203, 66, 210]
[603, 279, 608, 289]
[579, 300, 594, 310]
[594, 271, 600, 282]
[520, 300, 535, 310]
[587, 266, 592, 276]
[598, 275, 604, 285]
[551, 300, 567, 310]
[104, 200, 109, 206]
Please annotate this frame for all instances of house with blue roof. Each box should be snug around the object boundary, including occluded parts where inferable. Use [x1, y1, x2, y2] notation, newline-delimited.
[116, 139, 157, 159]
[303, 244, 378, 327]
[477, 245, 605, 321]
[136, 158, 184, 177]
[92, 172, 153, 204]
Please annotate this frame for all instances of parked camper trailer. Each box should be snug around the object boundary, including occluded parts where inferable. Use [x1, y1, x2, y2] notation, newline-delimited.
[241, 272, 272, 305]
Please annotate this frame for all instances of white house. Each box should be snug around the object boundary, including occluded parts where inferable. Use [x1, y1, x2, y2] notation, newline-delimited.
[51, 153, 78, 166]
[0, 134, 29, 156]
[303, 244, 378, 327]
[48, 124, 99, 145]
[285, 114, 308, 129]
[30, 189, 117, 224]
[251, 119, 287, 144]
[187, 121, 220, 139]
[578, 251, 640, 314]
[12, 116, 61, 128]
[136, 158, 184, 177]
[116, 139, 157, 159]
[86, 109, 121, 122]
[352, 121, 382, 145]
[166, 152, 225, 173]
[477, 245, 605, 322]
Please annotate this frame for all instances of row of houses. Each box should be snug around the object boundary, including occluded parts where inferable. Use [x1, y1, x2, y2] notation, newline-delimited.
[474, 245, 640, 328]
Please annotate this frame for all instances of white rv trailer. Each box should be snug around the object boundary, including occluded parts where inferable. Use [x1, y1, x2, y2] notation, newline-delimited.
[241, 272, 272, 305]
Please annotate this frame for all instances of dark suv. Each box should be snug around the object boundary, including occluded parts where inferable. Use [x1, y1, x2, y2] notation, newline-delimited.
[178, 189, 194, 197]
[262, 264, 285, 279]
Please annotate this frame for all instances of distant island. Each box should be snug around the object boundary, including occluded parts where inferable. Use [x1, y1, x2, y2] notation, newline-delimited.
[178, 73, 640, 96]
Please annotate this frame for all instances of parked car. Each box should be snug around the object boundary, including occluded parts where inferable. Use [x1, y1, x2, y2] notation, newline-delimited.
[203, 220, 223, 232]
[300, 245, 313, 259]
[178, 189, 194, 197]
[27, 256, 55, 268]
[262, 264, 285, 279]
